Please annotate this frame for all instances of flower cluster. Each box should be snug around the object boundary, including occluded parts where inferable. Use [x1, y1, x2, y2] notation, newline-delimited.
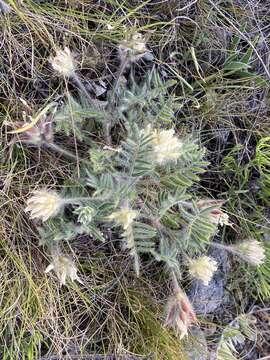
[165, 289, 197, 339]
[108, 207, 138, 230]
[25, 190, 63, 222]
[49, 47, 75, 78]
[188, 256, 218, 286]
[45, 256, 83, 286]
[150, 128, 183, 165]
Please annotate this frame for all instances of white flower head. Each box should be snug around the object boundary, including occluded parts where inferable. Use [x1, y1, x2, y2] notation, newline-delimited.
[151, 128, 183, 164]
[45, 256, 83, 286]
[108, 207, 138, 230]
[25, 190, 63, 222]
[49, 47, 75, 77]
[233, 240, 265, 266]
[189, 256, 218, 286]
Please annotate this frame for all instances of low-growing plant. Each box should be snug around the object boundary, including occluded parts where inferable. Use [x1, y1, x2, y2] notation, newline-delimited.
[9, 40, 266, 342]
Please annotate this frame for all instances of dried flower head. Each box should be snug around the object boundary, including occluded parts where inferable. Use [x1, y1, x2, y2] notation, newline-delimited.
[165, 289, 197, 339]
[9, 116, 54, 147]
[45, 256, 83, 286]
[108, 207, 138, 230]
[25, 190, 63, 221]
[119, 32, 147, 56]
[232, 240, 265, 266]
[150, 128, 183, 164]
[197, 199, 230, 227]
[49, 47, 75, 77]
[189, 256, 218, 286]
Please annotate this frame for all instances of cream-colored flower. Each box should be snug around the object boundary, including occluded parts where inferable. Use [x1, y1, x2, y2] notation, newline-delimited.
[165, 289, 197, 339]
[49, 47, 75, 77]
[25, 190, 63, 221]
[119, 32, 147, 55]
[151, 128, 183, 164]
[45, 256, 83, 286]
[108, 207, 138, 230]
[233, 240, 265, 266]
[189, 256, 218, 286]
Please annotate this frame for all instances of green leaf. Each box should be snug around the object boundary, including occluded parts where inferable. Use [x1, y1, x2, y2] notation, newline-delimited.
[180, 204, 218, 246]
[224, 61, 250, 71]
[116, 124, 154, 177]
[122, 222, 156, 276]
[158, 190, 190, 219]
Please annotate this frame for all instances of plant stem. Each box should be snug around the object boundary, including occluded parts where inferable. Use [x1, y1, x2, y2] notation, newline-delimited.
[63, 197, 92, 205]
[103, 122, 112, 146]
[100, 56, 130, 145]
[71, 74, 96, 106]
[44, 142, 90, 165]
[63, 195, 111, 205]
[50, 241, 61, 256]
[208, 242, 231, 252]
[112, 55, 130, 98]
[209, 242, 240, 257]
[171, 269, 180, 293]
[72, 74, 112, 145]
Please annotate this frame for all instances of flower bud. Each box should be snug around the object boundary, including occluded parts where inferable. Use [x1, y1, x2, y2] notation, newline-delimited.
[165, 289, 197, 339]
[197, 199, 230, 227]
[9, 116, 54, 147]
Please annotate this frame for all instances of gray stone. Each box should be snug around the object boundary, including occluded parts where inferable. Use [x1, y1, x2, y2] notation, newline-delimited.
[185, 327, 208, 360]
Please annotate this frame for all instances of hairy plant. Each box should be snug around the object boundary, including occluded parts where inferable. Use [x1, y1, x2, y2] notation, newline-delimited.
[1, 0, 270, 357]
[10, 54, 266, 343]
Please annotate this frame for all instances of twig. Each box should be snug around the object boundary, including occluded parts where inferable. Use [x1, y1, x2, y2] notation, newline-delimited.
[177, 0, 198, 12]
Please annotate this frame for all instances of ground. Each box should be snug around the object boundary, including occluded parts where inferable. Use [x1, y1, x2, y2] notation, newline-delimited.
[1, 1, 270, 359]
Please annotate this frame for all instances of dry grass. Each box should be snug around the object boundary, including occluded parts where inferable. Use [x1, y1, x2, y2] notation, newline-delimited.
[1, 0, 270, 358]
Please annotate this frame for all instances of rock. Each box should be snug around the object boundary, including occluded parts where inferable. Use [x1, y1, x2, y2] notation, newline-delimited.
[185, 327, 209, 360]
[0, 0, 11, 14]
